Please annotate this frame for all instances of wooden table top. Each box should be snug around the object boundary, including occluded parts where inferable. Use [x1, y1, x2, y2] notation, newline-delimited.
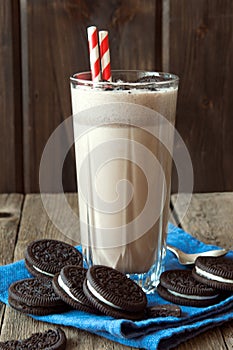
[0, 193, 232, 349]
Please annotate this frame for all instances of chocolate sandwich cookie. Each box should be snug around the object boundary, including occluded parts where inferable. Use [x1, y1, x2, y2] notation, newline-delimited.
[157, 269, 220, 307]
[146, 304, 181, 318]
[8, 278, 68, 315]
[25, 239, 83, 278]
[53, 265, 98, 314]
[83, 265, 147, 320]
[0, 328, 66, 350]
[192, 256, 233, 291]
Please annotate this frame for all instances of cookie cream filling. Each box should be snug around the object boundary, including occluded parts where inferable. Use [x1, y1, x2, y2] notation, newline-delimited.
[168, 289, 218, 300]
[195, 266, 233, 284]
[87, 280, 121, 310]
[32, 265, 54, 277]
[58, 275, 83, 303]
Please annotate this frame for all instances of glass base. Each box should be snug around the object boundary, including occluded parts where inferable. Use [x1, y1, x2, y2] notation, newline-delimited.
[127, 261, 165, 294]
[82, 245, 166, 294]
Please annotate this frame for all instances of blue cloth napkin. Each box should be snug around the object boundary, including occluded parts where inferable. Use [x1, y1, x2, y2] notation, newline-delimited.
[0, 223, 233, 350]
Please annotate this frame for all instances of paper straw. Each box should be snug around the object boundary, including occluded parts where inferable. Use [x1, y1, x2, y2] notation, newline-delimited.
[87, 26, 101, 82]
[99, 30, 112, 81]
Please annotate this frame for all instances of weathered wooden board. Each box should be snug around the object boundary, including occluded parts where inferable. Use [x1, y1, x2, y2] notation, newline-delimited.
[0, 1, 23, 192]
[171, 192, 233, 248]
[0, 194, 24, 337]
[1, 0, 233, 194]
[0, 194, 24, 265]
[166, 0, 233, 193]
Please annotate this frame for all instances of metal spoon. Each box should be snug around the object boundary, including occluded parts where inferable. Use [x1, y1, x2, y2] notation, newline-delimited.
[167, 244, 228, 265]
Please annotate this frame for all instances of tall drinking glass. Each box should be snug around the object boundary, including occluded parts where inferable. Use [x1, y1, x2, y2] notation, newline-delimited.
[70, 70, 178, 292]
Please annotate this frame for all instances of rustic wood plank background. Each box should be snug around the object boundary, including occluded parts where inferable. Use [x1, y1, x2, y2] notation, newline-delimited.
[168, 0, 233, 193]
[0, 0, 233, 193]
[0, 1, 23, 192]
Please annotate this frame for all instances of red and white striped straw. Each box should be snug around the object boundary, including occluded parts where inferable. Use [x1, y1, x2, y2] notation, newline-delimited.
[99, 30, 112, 81]
[87, 26, 101, 82]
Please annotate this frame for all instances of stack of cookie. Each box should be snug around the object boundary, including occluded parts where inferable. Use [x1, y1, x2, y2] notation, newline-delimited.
[6, 239, 233, 349]
[8, 239, 83, 316]
[157, 255, 233, 307]
[54, 264, 147, 320]
[8, 238, 233, 319]
[8, 239, 148, 321]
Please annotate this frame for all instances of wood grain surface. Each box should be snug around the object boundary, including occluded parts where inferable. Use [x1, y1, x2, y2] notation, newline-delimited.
[167, 0, 233, 193]
[0, 194, 23, 340]
[171, 192, 233, 249]
[0, 193, 232, 349]
[0, 1, 23, 192]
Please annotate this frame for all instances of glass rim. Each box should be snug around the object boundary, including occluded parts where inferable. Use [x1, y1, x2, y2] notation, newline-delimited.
[70, 70, 179, 87]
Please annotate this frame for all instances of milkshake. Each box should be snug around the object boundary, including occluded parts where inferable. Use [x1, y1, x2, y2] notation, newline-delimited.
[70, 71, 178, 290]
